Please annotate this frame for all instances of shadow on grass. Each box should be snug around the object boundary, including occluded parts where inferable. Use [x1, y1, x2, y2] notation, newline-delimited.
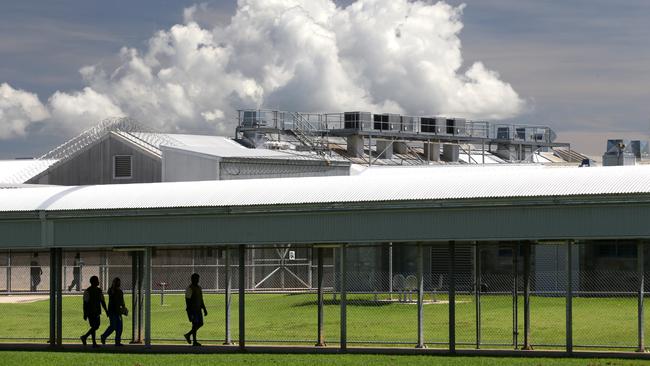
[293, 299, 400, 307]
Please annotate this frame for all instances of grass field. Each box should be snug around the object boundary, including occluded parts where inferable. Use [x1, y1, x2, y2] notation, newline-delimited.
[0, 352, 648, 366]
[0, 293, 647, 351]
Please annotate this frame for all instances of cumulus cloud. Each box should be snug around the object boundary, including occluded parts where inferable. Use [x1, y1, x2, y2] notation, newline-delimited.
[49, 87, 124, 130]
[0, 83, 49, 139]
[0, 0, 524, 139]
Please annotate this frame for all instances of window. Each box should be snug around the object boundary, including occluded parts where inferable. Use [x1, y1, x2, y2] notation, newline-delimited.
[113, 155, 132, 179]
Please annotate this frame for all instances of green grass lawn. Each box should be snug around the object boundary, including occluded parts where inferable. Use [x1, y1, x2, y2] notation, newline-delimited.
[0, 352, 648, 366]
[0, 293, 646, 351]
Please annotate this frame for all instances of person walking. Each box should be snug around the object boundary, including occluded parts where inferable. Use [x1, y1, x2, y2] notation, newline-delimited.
[184, 273, 207, 346]
[30, 253, 42, 292]
[81, 275, 107, 348]
[67, 253, 82, 292]
[100, 277, 127, 346]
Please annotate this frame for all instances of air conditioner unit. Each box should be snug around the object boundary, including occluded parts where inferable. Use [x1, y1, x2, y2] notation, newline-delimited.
[497, 126, 510, 140]
[401, 116, 415, 132]
[420, 117, 443, 134]
[373, 113, 399, 131]
[344, 112, 371, 130]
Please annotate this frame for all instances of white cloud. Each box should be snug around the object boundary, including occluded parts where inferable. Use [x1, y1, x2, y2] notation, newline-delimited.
[0, 83, 49, 139]
[48, 87, 124, 132]
[0, 0, 525, 139]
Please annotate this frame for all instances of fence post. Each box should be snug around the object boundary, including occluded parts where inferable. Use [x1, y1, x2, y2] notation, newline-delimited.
[340, 244, 347, 351]
[415, 243, 425, 348]
[449, 241, 456, 353]
[638, 240, 645, 353]
[224, 246, 232, 345]
[239, 245, 246, 350]
[566, 240, 573, 354]
[49, 248, 56, 346]
[316, 247, 326, 346]
[474, 242, 481, 349]
[512, 243, 519, 350]
[522, 241, 532, 350]
[7, 250, 11, 294]
[55, 248, 62, 346]
[144, 247, 152, 348]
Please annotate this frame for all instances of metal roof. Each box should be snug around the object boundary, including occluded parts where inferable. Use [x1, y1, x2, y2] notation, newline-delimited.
[0, 159, 58, 184]
[0, 164, 649, 213]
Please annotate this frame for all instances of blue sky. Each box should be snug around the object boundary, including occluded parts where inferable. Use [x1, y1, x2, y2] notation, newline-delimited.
[0, 0, 649, 157]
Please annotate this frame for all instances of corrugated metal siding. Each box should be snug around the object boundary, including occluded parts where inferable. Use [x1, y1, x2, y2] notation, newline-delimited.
[0, 164, 650, 213]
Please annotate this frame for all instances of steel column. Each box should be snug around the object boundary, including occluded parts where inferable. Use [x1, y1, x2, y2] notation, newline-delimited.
[49, 248, 56, 346]
[638, 241, 645, 352]
[566, 240, 573, 354]
[340, 245, 347, 351]
[144, 247, 152, 347]
[449, 241, 456, 353]
[224, 246, 232, 345]
[523, 241, 532, 350]
[416, 243, 425, 348]
[513, 243, 519, 350]
[475, 243, 481, 349]
[316, 247, 325, 346]
[55, 249, 62, 346]
[239, 245, 246, 350]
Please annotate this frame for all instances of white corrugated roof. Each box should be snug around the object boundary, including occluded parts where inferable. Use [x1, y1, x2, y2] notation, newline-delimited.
[0, 164, 648, 213]
[0, 159, 58, 184]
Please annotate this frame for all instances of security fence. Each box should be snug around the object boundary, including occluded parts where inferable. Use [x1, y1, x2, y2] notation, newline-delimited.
[0, 241, 647, 354]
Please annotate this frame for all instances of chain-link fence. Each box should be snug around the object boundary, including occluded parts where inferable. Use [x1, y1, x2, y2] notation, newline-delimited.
[0, 241, 647, 353]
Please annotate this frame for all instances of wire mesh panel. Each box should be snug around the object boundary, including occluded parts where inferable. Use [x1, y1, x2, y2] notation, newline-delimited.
[246, 244, 321, 345]
[572, 241, 638, 350]
[476, 243, 516, 348]
[530, 243, 566, 349]
[150, 247, 239, 344]
[0, 250, 50, 342]
[423, 243, 449, 348]
[344, 244, 417, 347]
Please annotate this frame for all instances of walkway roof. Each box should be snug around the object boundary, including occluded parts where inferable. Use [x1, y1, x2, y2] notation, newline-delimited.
[0, 164, 648, 213]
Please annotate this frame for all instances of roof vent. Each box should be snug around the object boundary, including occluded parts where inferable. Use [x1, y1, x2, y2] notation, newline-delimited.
[113, 155, 132, 179]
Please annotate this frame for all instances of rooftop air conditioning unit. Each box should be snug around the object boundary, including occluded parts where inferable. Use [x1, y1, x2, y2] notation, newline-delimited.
[497, 126, 510, 140]
[242, 111, 265, 128]
[420, 117, 443, 134]
[446, 118, 466, 135]
[373, 113, 399, 131]
[400, 116, 415, 132]
[344, 112, 371, 130]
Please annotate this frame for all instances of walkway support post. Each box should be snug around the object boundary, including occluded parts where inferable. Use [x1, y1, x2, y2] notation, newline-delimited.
[513, 243, 519, 350]
[638, 240, 645, 352]
[224, 246, 232, 345]
[144, 247, 152, 348]
[340, 244, 347, 351]
[49, 248, 56, 346]
[239, 245, 246, 350]
[566, 240, 573, 354]
[474, 242, 481, 349]
[416, 243, 425, 348]
[523, 241, 532, 350]
[49, 248, 62, 346]
[55, 248, 62, 346]
[316, 247, 326, 346]
[449, 241, 456, 353]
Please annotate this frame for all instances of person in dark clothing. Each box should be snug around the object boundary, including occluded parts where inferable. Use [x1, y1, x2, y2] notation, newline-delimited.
[184, 273, 207, 346]
[100, 277, 127, 346]
[81, 275, 107, 348]
[67, 253, 82, 291]
[30, 253, 42, 292]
